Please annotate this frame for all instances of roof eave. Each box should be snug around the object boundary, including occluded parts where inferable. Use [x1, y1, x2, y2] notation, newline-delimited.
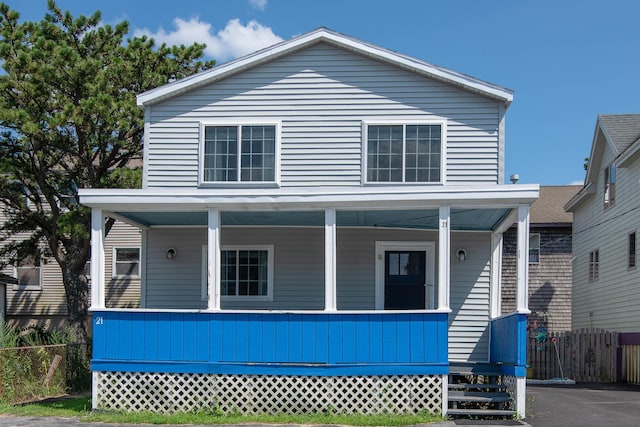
[564, 182, 594, 212]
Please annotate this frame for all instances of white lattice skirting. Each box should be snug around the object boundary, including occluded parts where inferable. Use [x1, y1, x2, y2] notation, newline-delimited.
[94, 371, 444, 415]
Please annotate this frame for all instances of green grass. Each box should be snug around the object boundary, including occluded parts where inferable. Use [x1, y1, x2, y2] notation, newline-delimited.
[0, 397, 444, 425]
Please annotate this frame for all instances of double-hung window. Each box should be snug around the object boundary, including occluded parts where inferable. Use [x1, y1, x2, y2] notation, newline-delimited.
[365, 123, 443, 183]
[202, 245, 274, 301]
[14, 255, 41, 291]
[529, 234, 541, 264]
[202, 124, 277, 183]
[112, 247, 140, 279]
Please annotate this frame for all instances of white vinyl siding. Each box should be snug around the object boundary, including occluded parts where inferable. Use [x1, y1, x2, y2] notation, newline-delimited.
[144, 43, 502, 188]
[572, 147, 640, 332]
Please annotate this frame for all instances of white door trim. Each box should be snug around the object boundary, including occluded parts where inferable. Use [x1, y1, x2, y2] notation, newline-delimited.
[375, 241, 436, 310]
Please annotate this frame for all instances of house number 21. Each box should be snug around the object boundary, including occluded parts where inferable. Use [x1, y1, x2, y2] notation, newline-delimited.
[95, 316, 104, 325]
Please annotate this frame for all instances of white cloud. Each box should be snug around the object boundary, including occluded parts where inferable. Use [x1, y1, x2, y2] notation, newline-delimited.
[134, 18, 282, 62]
[249, 0, 268, 11]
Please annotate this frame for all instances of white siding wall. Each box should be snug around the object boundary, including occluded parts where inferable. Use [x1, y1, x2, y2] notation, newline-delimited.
[572, 148, 640, 332]
[145, 43, 502, 188]
[449, 232, 491, 361]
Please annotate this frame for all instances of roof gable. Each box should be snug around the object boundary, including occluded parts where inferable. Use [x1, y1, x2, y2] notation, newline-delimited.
[137, 27, 513, 107]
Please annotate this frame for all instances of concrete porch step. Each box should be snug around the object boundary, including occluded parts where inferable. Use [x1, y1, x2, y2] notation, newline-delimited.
[447, 408, 517, 417]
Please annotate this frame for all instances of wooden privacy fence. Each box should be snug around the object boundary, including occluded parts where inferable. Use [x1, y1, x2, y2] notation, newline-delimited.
[526, 328, 617, 382]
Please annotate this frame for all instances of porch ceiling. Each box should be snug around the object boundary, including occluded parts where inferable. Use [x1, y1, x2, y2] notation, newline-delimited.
[115, 208, 512, 231]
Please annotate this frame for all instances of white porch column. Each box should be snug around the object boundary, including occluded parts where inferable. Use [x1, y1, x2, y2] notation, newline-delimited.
[207, 209, 221, 311]
[324, 208, 337, 311]
[490, 232, 503, 318]
[516, 205, 531, 313]
[438, 206, 450, 311]
[90, 208, 106, 310]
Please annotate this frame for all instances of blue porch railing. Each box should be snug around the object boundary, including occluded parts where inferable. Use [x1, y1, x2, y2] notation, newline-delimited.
[92, 310, 449, 376]
[490, 312, 527, 376]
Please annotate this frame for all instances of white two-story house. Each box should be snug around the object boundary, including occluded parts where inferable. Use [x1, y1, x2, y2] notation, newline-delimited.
[80, 28, 538, 417]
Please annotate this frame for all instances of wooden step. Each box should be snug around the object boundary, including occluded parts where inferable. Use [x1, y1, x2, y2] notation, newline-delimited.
[447, 408, 516, 417]
[449, 383, 504, 390]
[448, 391, 511, 403]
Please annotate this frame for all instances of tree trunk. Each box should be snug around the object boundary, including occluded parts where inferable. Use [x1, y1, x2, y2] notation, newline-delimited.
[61, 260, 90, 343]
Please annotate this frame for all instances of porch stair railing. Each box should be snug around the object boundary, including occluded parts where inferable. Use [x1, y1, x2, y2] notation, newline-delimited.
[447, 364, 515, 418]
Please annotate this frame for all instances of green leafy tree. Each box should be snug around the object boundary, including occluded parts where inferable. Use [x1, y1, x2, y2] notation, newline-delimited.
[0, 1, 214, 341]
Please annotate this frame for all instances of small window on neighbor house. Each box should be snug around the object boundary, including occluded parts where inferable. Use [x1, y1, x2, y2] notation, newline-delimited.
[629, 232, 636, 270]
[113, 247, 140, 278]
[15, 255, 42, 290]
[589, 249, 599, 281]
[604, 164, 616, 208]
[529, 234, 541, 264]
[202, 125, 276, 183]
[366, 124, 442, 183]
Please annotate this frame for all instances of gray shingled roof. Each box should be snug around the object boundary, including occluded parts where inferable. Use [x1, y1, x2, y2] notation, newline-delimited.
[530, 185, 581, 225]
[599, 114, 640, 154]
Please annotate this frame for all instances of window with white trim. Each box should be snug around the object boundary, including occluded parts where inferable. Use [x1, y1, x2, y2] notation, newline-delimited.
[529, 234, 540, 264]
[604, 163, 616, 208]
[629, 232, 636, 270]
[112, 247, 140, 278]
[202, 125, 276, 183]
[589, 249, 599, 282]
[365, 124, 442, 183]
[14, 255, 41, 291]
[202, 245, 274, 301]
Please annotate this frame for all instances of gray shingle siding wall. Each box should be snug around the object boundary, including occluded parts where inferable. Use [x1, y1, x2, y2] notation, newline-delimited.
[501, 226, 572, 332]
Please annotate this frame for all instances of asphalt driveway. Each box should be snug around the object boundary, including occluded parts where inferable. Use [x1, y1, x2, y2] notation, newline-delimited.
[525, 383, 640, 427]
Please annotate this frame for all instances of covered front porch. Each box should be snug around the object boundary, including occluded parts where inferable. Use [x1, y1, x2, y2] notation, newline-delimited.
[81, 185, 536, 416]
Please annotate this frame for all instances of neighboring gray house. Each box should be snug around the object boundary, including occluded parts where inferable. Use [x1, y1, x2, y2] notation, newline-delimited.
[565, 114, 640, 383]
[79, 28, 538, 417]
[566, 114, 640, 333]
[502, 185, 580, 333]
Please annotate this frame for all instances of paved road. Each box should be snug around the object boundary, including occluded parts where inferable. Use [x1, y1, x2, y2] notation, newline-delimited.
[525, 383, 640, 427]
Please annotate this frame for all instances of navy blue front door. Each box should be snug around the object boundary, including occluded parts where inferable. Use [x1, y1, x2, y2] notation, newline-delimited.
[384, 251, 426, 310]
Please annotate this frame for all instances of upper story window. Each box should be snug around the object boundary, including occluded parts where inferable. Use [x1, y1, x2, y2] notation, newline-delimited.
[365, 123, 443, 184]
[604, 163, 616, 209]
[529, 234, 541, 264]
[202, 124, 277, 184]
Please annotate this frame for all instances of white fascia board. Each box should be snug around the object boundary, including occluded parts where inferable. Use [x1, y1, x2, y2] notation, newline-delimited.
[137, 28, 513, 108]
[79, 184, 538, 211]
[564, 182, 594, 212]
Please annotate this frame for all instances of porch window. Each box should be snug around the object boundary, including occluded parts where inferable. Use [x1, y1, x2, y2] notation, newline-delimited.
[365, 124, 442, 183]
[589, 249, 599, 281]
[604, 163, 616, 208]
[529, 233, 540, 264]
[112, 247, 140, 278]
[202, 245, 274, 301]
[202, 125, 276, 183]
[629, 232, 636, 270]
[14, 255, 41, 291]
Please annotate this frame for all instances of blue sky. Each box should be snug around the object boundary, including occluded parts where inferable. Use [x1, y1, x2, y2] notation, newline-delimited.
[16, 0, 640, 185]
